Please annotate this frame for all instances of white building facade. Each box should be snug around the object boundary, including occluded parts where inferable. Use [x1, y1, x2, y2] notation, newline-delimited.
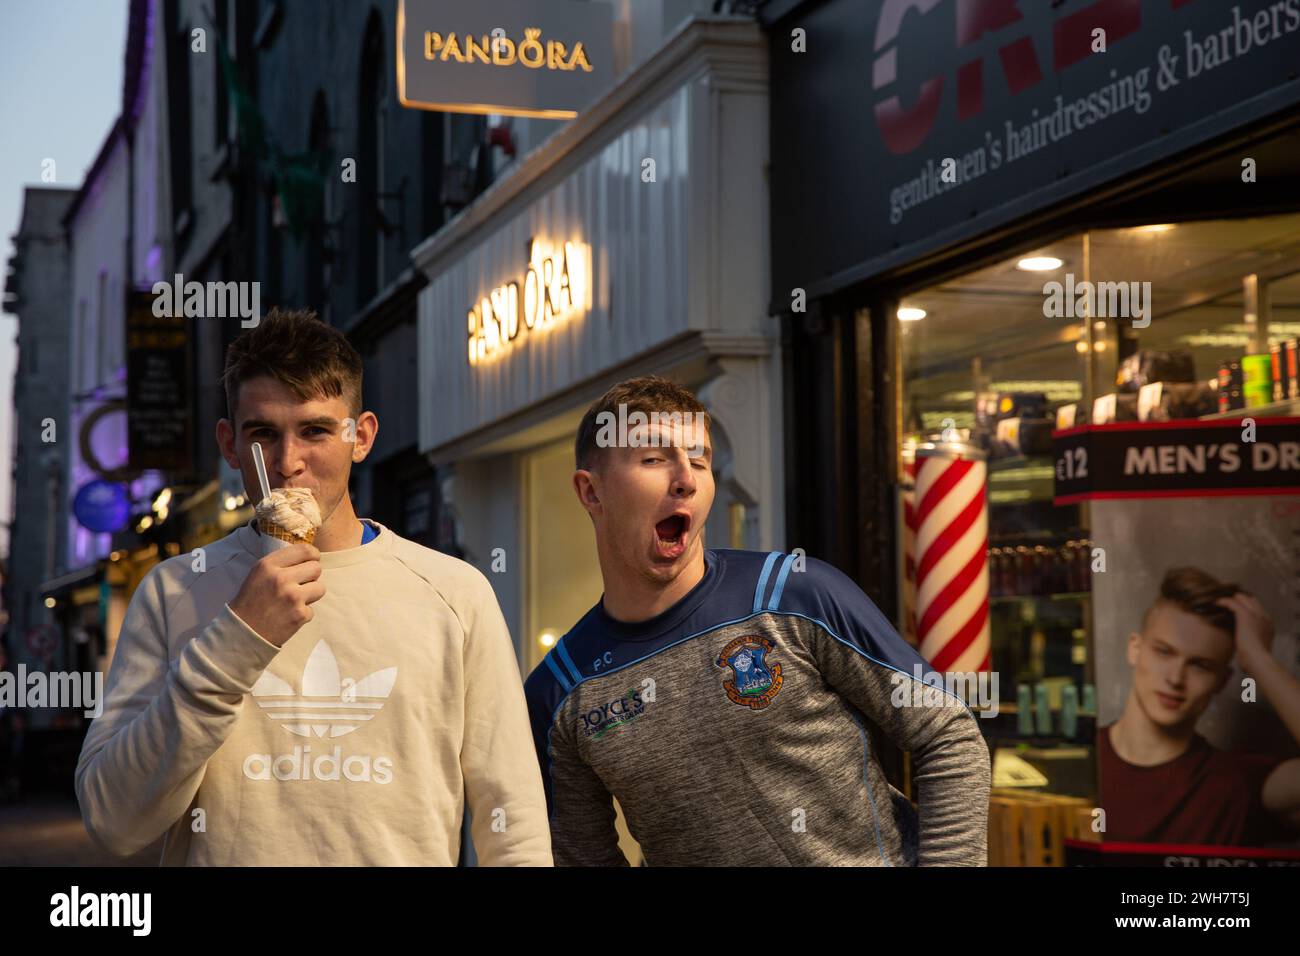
[56, 0, 173, 667]
[412, 16, 778, 679]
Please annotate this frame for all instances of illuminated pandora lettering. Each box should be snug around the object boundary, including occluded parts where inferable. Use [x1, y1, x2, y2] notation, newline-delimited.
[467, 238, 589, 365]
[425, 28, 594, 72]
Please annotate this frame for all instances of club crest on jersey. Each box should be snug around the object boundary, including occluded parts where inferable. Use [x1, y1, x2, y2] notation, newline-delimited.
[717, 635, 783, 709]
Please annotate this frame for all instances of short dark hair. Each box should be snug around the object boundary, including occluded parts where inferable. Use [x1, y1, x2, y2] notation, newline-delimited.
[222, 308, 363, 419]
[574, 375, 711, 472]
[1144, 566, 1239, 636]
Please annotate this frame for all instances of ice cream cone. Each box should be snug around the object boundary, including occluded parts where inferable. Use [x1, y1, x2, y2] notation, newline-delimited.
[259, 520, 316, 545]
[254, 487, 321, 550]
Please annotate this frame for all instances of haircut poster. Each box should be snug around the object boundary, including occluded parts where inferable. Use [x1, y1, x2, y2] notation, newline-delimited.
[1059, 421, 1300, 866]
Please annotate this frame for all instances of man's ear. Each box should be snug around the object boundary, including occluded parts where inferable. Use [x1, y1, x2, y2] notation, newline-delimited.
[573, 469, 602, 517]
[349, 410, 379, 462]
[1126, 631, 1142, 668]
[216, 418, 239, 470]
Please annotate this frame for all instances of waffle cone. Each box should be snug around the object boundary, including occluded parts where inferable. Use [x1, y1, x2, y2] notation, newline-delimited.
[259, 520, 316, 545]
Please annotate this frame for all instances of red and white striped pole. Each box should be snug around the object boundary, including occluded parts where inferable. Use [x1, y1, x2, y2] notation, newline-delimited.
[899, 443, 919, 648]
[912, 440, 991, 673]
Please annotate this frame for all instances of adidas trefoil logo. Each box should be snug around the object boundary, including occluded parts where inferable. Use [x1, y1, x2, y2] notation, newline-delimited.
[250, 640, 397, 739]
[244, 640, 397, 784]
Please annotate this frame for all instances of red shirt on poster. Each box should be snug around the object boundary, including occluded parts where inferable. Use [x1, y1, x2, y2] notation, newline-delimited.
[1098, 724, 1291, 847]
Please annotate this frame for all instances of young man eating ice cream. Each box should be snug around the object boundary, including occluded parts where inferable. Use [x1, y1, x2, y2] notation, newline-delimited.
[76, 308, 551, 866]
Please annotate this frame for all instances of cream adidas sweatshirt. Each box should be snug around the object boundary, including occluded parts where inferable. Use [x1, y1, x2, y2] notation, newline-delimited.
[76, 520, 552, 866]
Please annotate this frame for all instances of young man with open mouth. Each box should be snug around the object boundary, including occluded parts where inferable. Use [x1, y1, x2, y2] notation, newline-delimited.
[77, 308, 551, 865]
[524, 375, 991, 865]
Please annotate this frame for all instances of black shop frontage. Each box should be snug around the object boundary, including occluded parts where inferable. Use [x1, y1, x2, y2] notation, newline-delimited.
[761, 0, 1300, 865]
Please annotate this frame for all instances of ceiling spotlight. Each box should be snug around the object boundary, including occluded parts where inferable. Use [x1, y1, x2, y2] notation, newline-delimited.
[897, 307, 927, 321]
[1017, 256, 1063, 272]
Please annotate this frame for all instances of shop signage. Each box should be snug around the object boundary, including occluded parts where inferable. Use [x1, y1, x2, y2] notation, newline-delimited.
[1086, 436, 1300, 860]
[768, 0, 1300, 294]
[397, 0, 614, 119]
[467, 238, 589, 366]
[1065, 839, 1300, 866]
[72, 479, 131, 533]
[1052, 418, 1300, 503]
[126, 289, 193, 472]
[78, 400, 132, 483]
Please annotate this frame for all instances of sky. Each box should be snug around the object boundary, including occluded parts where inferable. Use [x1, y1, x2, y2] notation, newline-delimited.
[0, 1, 128, 559]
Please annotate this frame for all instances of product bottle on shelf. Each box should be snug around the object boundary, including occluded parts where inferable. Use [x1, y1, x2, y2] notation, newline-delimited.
[1062, 684, 1079, 739]
[1034, 683, 1053, 736]
[1033, 545, 1052, 593]
[1017, 684, 1035, 736]
[1015, 545, 1033, 594]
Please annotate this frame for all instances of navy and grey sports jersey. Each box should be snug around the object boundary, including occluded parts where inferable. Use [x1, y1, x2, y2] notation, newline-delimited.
[524, 548, 991, 866]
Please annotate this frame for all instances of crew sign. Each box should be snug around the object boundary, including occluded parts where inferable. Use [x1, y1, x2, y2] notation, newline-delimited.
[397, 0, 614, 119]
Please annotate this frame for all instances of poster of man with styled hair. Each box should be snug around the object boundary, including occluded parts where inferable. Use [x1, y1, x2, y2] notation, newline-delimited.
[1092, 495, 1300, 862]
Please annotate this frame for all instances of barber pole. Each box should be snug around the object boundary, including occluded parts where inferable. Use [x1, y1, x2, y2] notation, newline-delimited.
[899, 445, 919, 648]
[913, 441, 991, 673]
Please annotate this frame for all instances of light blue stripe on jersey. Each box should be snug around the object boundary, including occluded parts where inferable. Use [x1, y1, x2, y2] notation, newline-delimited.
[752, 551, 782, 612]
[544, 653, 572, 692]
[555, 637, 583, 685]
[766, 552, 800, 610]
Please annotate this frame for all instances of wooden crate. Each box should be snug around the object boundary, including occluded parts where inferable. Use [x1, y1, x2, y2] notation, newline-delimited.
[989, 789, 1095, 866]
